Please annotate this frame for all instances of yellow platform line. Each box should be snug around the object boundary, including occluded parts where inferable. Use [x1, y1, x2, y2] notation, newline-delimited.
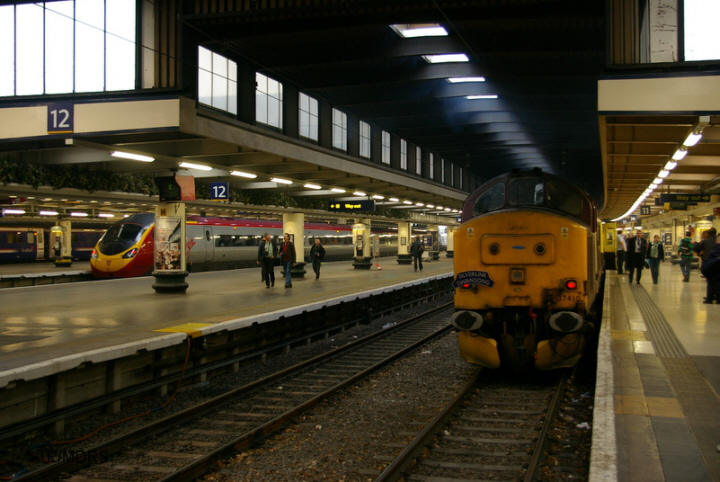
[615, 395, 684, 418]
[154, 323, 212, 338]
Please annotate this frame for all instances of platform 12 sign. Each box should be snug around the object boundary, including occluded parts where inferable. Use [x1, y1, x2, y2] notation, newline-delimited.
[48, 103, 73, 134]
[210, 182, 229, 200]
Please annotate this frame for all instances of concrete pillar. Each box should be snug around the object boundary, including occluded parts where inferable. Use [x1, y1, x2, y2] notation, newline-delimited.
[352, 219, 372, 269]
[427, 224, 440, 261]
[53, 219, 73, 267]
[446, 227, 455, 258]
[283, 212, 306, 277]
[396, 221, 412, 264]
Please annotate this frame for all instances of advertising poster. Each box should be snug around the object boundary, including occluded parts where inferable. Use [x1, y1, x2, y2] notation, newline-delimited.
[155, 216, 182, 271]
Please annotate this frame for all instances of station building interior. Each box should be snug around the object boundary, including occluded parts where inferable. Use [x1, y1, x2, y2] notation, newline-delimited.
[0, 0, 718, 252]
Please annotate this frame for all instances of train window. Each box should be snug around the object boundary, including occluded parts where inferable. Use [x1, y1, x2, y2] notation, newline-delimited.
[507, 178, 544, 206]
[545, 180, 583, 216]
[473, 182, 505, 215]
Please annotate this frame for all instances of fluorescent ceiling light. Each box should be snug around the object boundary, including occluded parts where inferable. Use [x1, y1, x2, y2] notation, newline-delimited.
[98, 213, 115, 218]
[353, 191, 366, 196]
[39, 210, 58, 216]
[452, 209, 459, 213]
[653, 177, 663, 184]
[389, 197, 400, 202]
[671, 148, 687, 161]
[179, 161, 212, 171]
[658, 169, 670, 178]
[391, 24, 447, 38]
[444, 208, 451, 211]
[70, 212, 88, 217]
[2, 209, 25, 215]
[330, 188, 346, 193]
[448, 77, 485, 83]
[423, 53, 469, 63]
[436, 205, 444, 210]
[416, 202, 424, 206]
[372, 195, 384, 200]
[231, 170, 257, 179]
[111, 151, 155, 162]
[271, 177, 292, 185]
[403, 200, 413, 205]
[426, 204, 435, 208]
[466, 95, 498, 100]
[683, 132, 702, 147]
[664, 161, 678, 171]
[304, 183, 322, 190]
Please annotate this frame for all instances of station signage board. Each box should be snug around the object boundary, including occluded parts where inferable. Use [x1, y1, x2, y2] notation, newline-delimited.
[659, 193, 711, 203]
[329, 200, 375, 213]
[210, 182, 229, 201]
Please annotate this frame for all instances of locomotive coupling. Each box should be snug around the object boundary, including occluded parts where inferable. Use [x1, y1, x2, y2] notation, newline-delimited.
[450, 310, 484, 331]
[548, 311, 584, 333]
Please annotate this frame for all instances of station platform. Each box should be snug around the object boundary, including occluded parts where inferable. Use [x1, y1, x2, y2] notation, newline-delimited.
[0, 256, 451, 387]
[593, 263, 720, 482]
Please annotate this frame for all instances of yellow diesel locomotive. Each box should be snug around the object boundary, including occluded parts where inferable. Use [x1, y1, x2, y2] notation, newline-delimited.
[451, 168, 602, 371]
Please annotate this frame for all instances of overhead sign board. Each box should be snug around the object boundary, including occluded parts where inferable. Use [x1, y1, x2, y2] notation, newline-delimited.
[329, 200, 375, 213]
[659, 193, 711, 203]
[210, 182, 229, 201]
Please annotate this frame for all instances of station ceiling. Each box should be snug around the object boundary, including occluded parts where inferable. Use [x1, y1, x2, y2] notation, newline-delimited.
[1, 0, 719, 224]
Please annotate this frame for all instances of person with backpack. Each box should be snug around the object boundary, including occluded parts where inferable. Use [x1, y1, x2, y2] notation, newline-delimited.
[678, 231, 695, 282]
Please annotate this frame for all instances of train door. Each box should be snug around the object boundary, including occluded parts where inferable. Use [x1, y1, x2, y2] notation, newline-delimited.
[203, 226, 215, 262]
[36, 229, 45, 259]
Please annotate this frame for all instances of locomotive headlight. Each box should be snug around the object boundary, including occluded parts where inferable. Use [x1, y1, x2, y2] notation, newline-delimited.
[534, 243, 546, 255]
[489, 243, 500, 255]
[510, 267, 525, 284]
[122, 248, 139, 259]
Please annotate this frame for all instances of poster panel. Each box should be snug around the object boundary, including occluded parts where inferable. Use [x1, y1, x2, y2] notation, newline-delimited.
[154, 216, 182, 271]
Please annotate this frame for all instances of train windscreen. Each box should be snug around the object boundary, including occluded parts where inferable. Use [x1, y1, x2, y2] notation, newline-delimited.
[98, 222, 147, 255]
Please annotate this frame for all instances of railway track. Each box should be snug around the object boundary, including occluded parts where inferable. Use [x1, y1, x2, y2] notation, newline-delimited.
[376, 371, 570, 482]
[14, 304, 455, 482]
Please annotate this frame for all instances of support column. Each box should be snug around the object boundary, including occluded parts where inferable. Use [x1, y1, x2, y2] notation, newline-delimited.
[283, 212, 306, 277]
[152, 203, 189, 293]
[427, 224, 440, 261]
[352, 219, 372, 269]
[52, 219, 73, 267]
[446, 227, 455, 258]
[396, 221, 412, 264]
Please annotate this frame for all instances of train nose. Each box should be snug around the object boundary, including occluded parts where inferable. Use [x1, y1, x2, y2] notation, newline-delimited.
[450, 310, 484, 331]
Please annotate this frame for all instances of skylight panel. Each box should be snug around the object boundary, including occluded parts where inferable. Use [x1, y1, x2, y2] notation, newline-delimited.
[391, 24, 448, 38]
[423, 54, 469, 63]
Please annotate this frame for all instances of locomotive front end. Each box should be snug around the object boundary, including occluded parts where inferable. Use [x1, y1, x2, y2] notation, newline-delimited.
[452, 169, 596, 371]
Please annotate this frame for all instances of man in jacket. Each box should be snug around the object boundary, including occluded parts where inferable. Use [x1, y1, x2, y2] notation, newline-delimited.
[410, 236, 424, 272]
[700, 237, 720, 304]
[694, 227, 717, 301]
[626, 229, 647, 284]
[309, 238, 326, 279]
[257, 233, 278, 288]
[280, 233, 296, 288]
[678, 231, 695, 282]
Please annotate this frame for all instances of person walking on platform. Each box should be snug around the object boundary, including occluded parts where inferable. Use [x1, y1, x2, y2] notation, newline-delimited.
[410, 236, 424, 272]
[700, 237, 720, 304]
[309, 238, 326, 280]
[694, 227, 717, 302]
[616, 229, 627, 275]
[257, 233, 278, 288]
[626, 229, 647, 284]
[678, 231, 695, 282]
[646, 234, 664, 284]
[280, 233, 296, 288]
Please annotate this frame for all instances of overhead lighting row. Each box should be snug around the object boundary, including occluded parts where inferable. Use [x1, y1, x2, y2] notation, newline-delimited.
[617, 116, 710, 221]
[2, 208, 115, 218]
